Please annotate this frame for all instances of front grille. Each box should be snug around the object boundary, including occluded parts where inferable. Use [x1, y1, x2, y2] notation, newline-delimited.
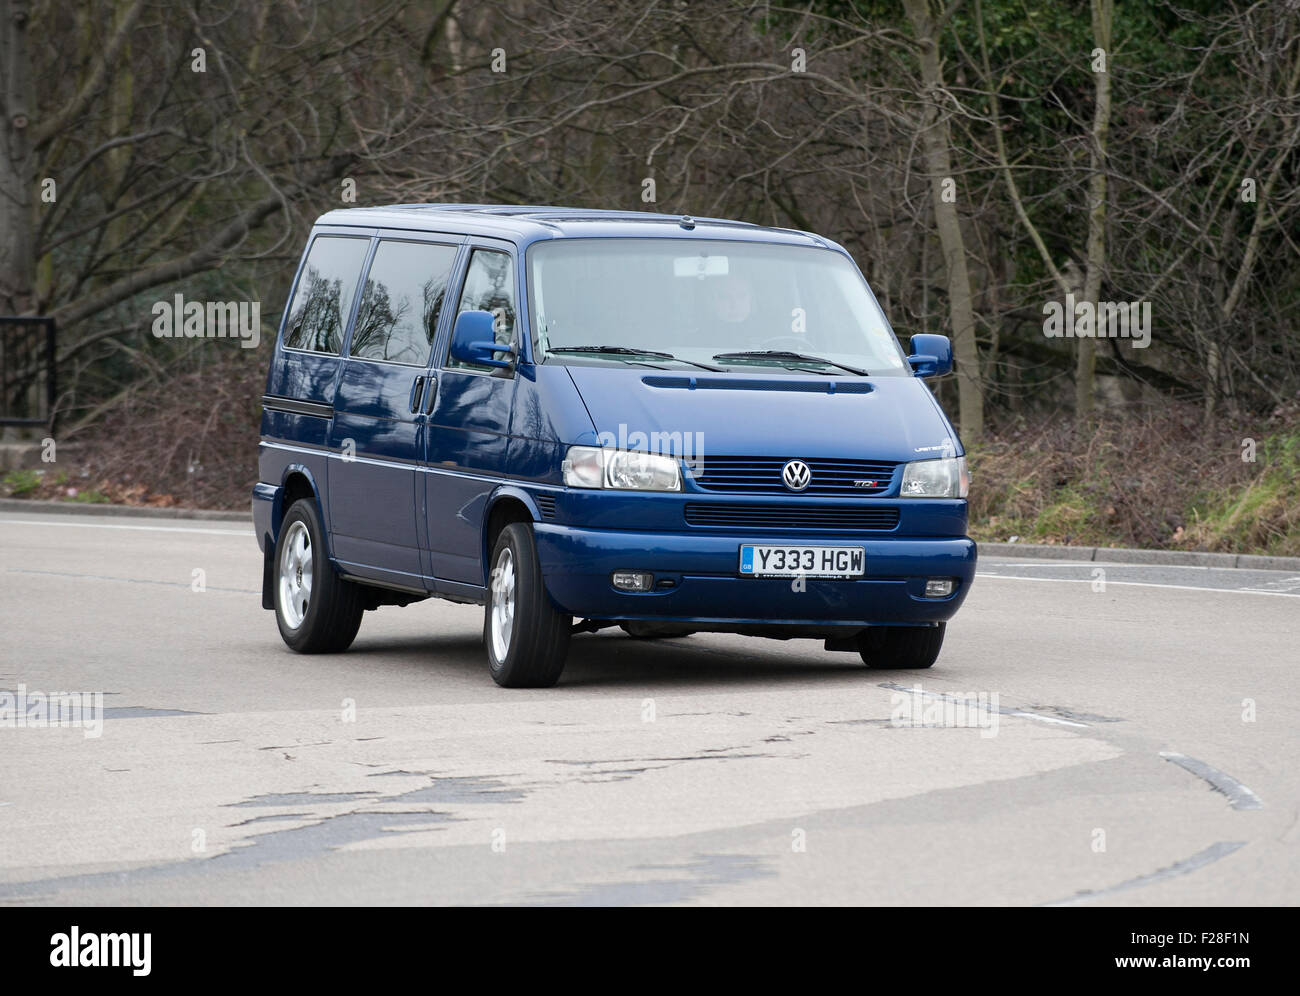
[683, 503, 900, 531]
[688, 456, 897, 496]
[534, 495, 557, 519]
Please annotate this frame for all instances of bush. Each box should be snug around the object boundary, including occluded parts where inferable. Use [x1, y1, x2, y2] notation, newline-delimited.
[62, 350, 266, 510]
[2, 469, 41, 497]
[968, 403, 1300, 555]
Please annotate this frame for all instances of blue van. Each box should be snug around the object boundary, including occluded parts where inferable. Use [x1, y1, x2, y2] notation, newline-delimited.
[253, 205, 975, 686]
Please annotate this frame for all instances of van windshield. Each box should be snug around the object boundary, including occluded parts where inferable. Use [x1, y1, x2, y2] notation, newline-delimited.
[528, 239, 908, 376]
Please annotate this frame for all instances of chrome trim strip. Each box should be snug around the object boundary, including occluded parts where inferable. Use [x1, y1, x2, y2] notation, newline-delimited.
[261, 395, 335, 419]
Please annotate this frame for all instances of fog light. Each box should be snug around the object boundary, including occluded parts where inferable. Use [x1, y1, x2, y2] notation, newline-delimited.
[924, 578, 955, 598]
[612, 571, 654, 592]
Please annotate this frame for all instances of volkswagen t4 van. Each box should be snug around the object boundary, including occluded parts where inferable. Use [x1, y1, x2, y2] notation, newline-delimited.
[253, 205, 976, 686]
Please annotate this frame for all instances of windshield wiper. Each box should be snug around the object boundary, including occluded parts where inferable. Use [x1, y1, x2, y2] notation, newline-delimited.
[711, 350, 869, 377]
[549, 345, 725, 372]
[550, 345, 676, 358]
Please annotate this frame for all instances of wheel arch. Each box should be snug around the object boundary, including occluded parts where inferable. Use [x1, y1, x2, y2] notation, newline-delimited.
[262, 464, 333, 609]
[278, 464, 330, 549]
[481, 487, 544, 587]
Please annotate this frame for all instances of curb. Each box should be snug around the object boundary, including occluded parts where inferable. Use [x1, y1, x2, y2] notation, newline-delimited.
[979, 541, 1300, 573]
[0, 497, 249, 523]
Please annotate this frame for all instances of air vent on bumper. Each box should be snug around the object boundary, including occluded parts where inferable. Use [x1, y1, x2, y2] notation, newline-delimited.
[683, 503, 899, 530]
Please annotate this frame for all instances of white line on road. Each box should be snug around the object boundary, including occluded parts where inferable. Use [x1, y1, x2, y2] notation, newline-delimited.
[877, 682, 1091, 728]
[1007, 710, 1089, 728]
[975, 573, 1300, 598]
[1159, 752, 1264, 810]
[5, 567, 257, 594]
[984, 559, 1299, 573]
[1045, 840, 1247, 906]
[979, 560, 1098, 568]
[0, 518, 249, 537]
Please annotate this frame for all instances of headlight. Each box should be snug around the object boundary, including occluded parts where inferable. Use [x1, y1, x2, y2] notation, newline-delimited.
[562, 446, 682, 491]
[900, 456, 968, 498]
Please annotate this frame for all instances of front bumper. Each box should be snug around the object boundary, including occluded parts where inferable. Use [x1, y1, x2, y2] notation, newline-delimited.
[534, 523, 976, 626]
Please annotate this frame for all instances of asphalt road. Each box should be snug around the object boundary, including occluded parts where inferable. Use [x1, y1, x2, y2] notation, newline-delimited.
[1, 511, 1296, 906]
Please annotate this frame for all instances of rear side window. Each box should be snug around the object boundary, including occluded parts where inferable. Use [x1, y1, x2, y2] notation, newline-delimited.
[350, 240, 459, 365]
[447, 249, 516, 371]
[282, 236, 369, 354]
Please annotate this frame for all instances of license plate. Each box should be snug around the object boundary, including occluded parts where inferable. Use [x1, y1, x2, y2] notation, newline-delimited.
[738, 545, 865, 578]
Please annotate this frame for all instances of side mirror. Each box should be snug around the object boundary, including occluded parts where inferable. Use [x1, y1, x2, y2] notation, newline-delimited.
[450, 310, 514, 369]
[907, 333, 952, 378]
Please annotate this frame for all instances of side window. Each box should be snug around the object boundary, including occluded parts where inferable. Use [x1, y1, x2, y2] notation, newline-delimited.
[350, 240, 458, 365]
[447, 249, 516, 371]
[282, 236, 369, 354]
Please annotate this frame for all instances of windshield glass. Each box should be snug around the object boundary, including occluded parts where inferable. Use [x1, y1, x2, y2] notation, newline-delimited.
[528, 238, 907, 375]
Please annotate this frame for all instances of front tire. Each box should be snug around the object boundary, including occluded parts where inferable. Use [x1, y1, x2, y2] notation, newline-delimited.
[274, 498, 364, 653]
[858, 623, 945, 669]
[485, 523, 571, 687]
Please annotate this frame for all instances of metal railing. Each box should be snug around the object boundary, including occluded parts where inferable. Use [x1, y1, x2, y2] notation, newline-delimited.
[0, 316, 57, 428]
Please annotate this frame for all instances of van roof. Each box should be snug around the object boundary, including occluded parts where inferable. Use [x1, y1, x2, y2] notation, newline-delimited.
[313, 204, 833, 249]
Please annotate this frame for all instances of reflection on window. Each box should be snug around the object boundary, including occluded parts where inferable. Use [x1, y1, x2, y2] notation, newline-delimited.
[528, 239, 907, 375]
[282, 237, 369, 354]
[350, 241, 458, 365]
[448, 250, 516, 370]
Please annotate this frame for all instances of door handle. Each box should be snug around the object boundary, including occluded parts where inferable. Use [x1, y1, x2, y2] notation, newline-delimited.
[408, 375, 425, 413]
[422, 375, 438, 414]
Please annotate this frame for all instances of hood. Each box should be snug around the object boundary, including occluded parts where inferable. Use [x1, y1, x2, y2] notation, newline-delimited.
[562, 366, 961, 463]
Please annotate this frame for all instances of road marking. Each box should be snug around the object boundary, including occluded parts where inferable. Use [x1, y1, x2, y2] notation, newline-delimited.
[5, 567, 257, 594]
[1006, 710, 1088, 727]
[1159, 752, 1264, 810]
[982, 559, 1264, 572]
[1044, 841, 1247, 906]
[980, 560, 1098, 568]
[0, 518, 248, 537]
[877, 682, 1091, 728]
[975, 572, 1300, 598]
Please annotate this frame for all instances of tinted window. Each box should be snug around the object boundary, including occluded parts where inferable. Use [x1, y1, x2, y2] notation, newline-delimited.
[282, 236, 369, 354]
[350, 240, 458, 365]
[448, 249, 516, 370]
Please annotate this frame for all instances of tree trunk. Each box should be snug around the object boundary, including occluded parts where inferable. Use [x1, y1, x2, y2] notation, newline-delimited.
[0, 0, 37, 315]
[903, 0, 983, 442]
[1077, 0, 1113, 416]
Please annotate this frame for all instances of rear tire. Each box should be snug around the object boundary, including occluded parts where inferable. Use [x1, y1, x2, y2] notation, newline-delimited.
[858, 623, 945, 669]
[274, 498, 364, 653]
[485, 523, 571, 687]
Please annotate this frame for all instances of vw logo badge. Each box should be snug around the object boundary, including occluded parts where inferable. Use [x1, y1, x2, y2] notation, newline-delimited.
[782, 459, 811, 491]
